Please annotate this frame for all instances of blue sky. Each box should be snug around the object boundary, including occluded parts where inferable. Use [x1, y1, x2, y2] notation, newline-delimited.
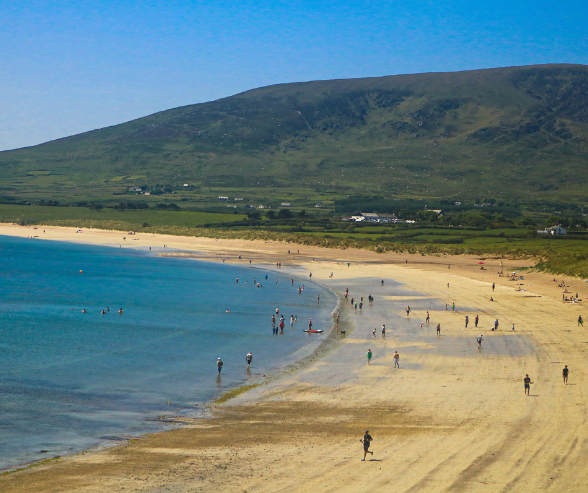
[1, 0, 586, 151]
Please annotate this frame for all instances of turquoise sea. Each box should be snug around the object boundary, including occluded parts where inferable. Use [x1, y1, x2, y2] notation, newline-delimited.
[0, 235, 337, 470]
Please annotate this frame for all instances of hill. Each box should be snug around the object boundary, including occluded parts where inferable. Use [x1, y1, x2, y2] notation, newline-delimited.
[1, 64, 588, 208]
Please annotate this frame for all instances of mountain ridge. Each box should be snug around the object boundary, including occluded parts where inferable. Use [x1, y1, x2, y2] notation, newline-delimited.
[1, 63, 587, 206]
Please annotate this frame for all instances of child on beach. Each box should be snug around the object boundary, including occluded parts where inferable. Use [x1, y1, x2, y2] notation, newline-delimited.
[367, 349, 372, 365]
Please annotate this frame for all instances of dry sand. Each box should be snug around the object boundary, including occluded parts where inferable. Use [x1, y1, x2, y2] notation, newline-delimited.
[1, 223, 588, 492]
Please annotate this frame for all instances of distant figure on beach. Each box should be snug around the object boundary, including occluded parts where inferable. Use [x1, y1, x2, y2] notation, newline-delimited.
[492, 283, 495, 292]
[475, 315, 479, 328]
[291, 279, 294, 285]
[217, 358, 223, 375]
[354, 302, 358, 312]
[437, 324, 441, 336]
[361, 431, 373, 460]
[372, 328, 376, 336]
[308, 318, 313, 330]
[494, 319, 499, 331]
[347, 262, 350, 268]
[309, 272, 312, 279]
[359, 302, 363, 311]
[291, 315, 295, 327]
[477, 334, 483, 348]
[382, 325, 385, 336]
[279, 319, 285, 331]
[367, 349, 372, 364]
[465, 315, 469, 328]
[452, 302, 455, 312]
[524, 374, 533, 395]
[406, 306, 411, 316]
[512, 323, 515, 331]
[420, 322, 423, 328]
[578, 315, 583, 326]
[426, 311, 430, 324]
[445, 304, 448, 311]
[393, 351, 400, 368]
[563, 365, 569, 384]
[317, 295, 320, 304]
[246, 352, 253, 368]
[381, 280, 384, 285]
[276, 307, 280, 315]
[447, 283, 449, 288]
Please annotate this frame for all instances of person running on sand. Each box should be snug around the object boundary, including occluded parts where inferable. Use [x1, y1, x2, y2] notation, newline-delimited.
[477, 334, 483, 348]
[367, 349, 372, 364]
[246, 352, 253, 368]
[393, 351, 400, 368]
[437, 324, 441, 336]
[361, 431, 373, 460]
[524, 374, 533, 395]
[563, 365, 569, 384]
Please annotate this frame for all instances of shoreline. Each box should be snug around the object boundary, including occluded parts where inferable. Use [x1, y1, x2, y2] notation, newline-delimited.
[0, 226, 345, 474]
[3, 223, 588, 491]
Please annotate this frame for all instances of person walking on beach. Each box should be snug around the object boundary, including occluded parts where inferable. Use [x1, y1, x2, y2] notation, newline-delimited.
[492, 283, 495, 292]
[406, 306, 411, 316]
[436, 323, 441, 336]
[452, 302, 455, 312]
[367, 349, 372, 365]
[246, 352, 253, 369]
[475, 315, 479, 328]
[393, 351, 400, 368]
[426, 311, 430, 324]
[361, 431, 373, 460]
[524, 374, 533, 395]
[217, 357, 223, 375]
[563, 365, 569, 384]
[382, 325, 386, 337]
[494, 319, 499, 331]
[465, 315, 469, 328]
[578, 315, 583, 326]
[477, 334, 483, 348]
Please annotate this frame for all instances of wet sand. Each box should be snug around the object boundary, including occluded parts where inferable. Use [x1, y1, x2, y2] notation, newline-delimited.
[2, 223, 588, 492]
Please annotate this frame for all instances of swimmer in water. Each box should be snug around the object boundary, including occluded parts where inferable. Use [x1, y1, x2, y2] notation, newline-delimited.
[101, 310, 106, 315]
[118, 308, 123, 314]
[81, 309, 86, 313]
[226, 309, 230, 313]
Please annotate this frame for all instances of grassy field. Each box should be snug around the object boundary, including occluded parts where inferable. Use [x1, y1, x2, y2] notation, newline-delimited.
[5, 203, 588, 277]
[1, 64, 588, 209]
[0, 204, 246, 229]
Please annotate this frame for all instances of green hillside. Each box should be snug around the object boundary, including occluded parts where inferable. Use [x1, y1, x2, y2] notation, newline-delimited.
[1, 64, 587, 208]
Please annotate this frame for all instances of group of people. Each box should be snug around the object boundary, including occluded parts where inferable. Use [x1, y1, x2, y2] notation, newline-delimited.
[216, 352, 255, 375]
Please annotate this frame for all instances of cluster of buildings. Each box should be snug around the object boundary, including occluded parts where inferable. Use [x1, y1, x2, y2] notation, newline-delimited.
[342, 212, 412, 224]
[537, 225, 567, 235]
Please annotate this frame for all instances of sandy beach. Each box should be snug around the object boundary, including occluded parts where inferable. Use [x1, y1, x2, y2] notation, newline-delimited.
[2, 223, 588, 492]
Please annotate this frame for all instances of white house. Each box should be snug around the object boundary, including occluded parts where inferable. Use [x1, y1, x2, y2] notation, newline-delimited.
[218, 196, 229, 201]
[281, 202, 291, 207]
[540, 225, 567, 235]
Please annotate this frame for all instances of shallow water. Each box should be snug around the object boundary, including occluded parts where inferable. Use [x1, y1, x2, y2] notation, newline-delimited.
[0, 235, 336, 470]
